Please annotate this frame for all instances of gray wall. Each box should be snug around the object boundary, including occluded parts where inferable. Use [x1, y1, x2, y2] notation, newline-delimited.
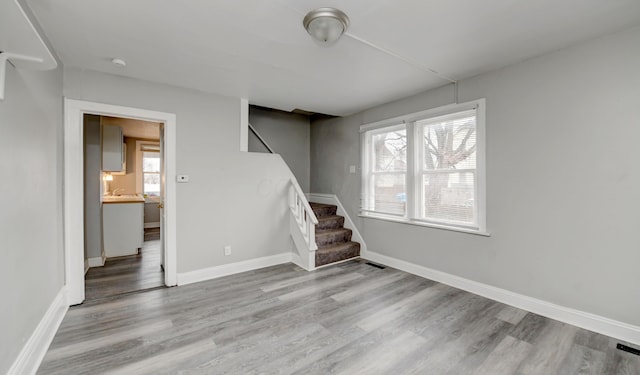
[249, 106, 310, 192]
[84, 114, 102, 260]
[311, 26, 640, 327]
[0, 65, 64, 372]
[64, 67, 295, 273]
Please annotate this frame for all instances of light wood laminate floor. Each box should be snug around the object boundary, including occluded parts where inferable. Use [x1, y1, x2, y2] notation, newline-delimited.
[84, 235, 164, 301]
[41, 260, 639, 374]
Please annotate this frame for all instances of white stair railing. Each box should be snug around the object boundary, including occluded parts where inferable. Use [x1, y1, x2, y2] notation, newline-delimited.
[289, 178, 318, 251]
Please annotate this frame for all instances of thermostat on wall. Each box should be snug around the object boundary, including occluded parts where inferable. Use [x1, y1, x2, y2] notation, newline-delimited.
[177, 175, 189, 183]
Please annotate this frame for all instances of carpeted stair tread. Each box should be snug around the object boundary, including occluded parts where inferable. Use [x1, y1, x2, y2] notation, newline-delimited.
[309, 202, 337, 217]
[316, 215, 345, 230]
[316, 241, 361, 266]
[310, 201, 360, 267]
[315, 228, 352, 246]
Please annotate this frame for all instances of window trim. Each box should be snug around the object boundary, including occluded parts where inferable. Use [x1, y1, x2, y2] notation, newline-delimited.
[360, 99, 488, 236]
[361, 123, 408, 217]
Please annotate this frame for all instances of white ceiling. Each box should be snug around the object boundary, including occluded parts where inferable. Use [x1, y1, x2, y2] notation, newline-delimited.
[27, 0, 640, 116]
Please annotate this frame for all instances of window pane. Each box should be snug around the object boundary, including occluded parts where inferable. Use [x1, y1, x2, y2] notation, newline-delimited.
[422, 172, 475, 224]
[143, 152, 160, 172]
[372, 174, 406, 215]
[372, 129, 406, 172]
[421, 114, 476, 170]
[144, 172, 160, 196]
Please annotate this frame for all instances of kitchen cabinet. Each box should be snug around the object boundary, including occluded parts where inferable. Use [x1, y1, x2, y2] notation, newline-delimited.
[102, 124, 124, 172]
[103, 196, 144, 257]
[111, 143, 127, 176]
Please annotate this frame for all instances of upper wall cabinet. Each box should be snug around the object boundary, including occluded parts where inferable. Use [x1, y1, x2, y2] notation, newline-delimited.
[111, 143, 127, 176]
[102, 125, 124, 172]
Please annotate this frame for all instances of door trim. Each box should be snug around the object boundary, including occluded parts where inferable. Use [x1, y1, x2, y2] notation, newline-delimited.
[64, 98, 177, 305]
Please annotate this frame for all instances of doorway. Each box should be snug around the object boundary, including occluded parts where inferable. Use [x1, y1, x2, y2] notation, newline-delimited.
[64, 99, 177, 306]
[82, 115, 165, 301]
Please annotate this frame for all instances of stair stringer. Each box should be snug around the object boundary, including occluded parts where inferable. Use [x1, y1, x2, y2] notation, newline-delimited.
[306, 193, 367, 255]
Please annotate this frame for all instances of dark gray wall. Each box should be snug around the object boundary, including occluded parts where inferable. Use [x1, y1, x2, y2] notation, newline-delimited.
[249, 106, 310, 192]
[0, 64, 64, 372]
[311, 26, 640, 327]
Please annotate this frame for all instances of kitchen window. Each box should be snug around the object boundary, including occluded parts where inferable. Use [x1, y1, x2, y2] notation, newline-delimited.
[360, 99, 487, 235]
[142, 150, 160, 197]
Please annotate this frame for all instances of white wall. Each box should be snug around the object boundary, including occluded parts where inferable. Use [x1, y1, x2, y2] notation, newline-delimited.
[63, 68, 294, 273]
[0, 64, 64, 372]
[311, 26, 640, 327]
[248, 106, 311, 192]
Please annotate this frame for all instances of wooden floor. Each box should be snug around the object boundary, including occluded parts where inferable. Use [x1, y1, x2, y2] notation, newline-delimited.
[84, 233, 164, 301]
[40, 260, 639, 374]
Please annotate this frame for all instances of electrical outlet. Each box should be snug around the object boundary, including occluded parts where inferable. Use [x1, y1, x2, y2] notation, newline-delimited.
[224, 245, 231, 256]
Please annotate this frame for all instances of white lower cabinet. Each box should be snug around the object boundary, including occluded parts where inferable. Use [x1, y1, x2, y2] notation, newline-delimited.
[103, 202, 144, 257]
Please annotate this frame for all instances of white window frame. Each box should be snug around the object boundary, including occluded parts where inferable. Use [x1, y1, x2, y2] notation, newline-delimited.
[135, 140, 160, 198]
[142, 149, 161, 197]
[361, 123, 407, 217]
[360, 99, 488, 236]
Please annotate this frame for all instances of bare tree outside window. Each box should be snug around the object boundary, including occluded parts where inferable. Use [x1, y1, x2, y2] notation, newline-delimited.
[420, 113, 477, 224]
[370, 128, 406, 215]
[361, 102, 484, 232]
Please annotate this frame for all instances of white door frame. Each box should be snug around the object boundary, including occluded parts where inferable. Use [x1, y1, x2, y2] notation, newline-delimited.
[64, 98, 177, 305]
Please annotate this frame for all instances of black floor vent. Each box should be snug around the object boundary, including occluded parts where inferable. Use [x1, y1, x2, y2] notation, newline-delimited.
[617, 343, 640, 356]
[365, 262, 386, 269]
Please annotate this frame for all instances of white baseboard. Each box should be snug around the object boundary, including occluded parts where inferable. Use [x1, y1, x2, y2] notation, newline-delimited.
[8, 287, 69, 375]
[362, 250, 640, 346]
[176, 253, 292, 286]
[144, 222, 160, 229]
[87, 256, 106, 268]
[307, 193, 367, 254]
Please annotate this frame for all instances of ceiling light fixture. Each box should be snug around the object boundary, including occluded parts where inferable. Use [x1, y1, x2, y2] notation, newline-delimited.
[111, 58, 126, 67]
[303, 8, 350, 46]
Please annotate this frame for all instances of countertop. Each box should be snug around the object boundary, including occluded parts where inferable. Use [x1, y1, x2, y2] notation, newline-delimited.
[102, 194, 145, 204]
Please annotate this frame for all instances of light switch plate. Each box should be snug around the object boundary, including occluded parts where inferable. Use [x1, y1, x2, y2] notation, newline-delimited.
[349, 165, 356, 174]
[177, 175, 189, 183]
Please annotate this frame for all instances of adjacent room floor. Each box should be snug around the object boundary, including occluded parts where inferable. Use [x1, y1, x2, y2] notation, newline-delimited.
[41, 260, 639, 374]
[84, 228, 164, 301]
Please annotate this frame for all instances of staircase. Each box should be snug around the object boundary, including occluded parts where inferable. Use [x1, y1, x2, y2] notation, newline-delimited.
[310, 202, 361, 267]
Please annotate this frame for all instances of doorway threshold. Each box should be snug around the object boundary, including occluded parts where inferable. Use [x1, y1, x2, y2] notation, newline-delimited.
[80, 285, 169, 306]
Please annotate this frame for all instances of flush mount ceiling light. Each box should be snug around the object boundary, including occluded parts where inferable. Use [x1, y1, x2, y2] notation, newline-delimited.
[303, 8, 350, 46]
[111, 58, 126, 67]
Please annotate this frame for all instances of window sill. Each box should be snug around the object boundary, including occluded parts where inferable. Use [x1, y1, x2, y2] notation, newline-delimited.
[358, 213, 491, 237]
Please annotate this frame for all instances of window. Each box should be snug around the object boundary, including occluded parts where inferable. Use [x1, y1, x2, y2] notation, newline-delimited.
[361, 100, 486, 234]
[142, 150, 160, 197]
[362, 125, 407, 216]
